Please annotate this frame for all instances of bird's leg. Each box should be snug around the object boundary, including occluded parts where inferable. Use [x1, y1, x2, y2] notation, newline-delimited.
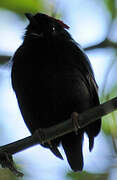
[71, 112, 80, 135]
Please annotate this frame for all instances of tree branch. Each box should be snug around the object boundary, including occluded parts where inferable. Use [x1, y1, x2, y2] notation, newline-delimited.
[0, 55, 11, 64]
[84, 39, 117, 51]
[0, 97, 117, 177]
[0, 38, 117, 65]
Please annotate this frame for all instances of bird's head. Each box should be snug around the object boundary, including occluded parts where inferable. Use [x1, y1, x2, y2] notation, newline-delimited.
[25, 13, 70, 39]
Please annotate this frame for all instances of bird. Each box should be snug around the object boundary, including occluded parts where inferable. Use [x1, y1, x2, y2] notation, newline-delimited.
[11, 13, 101, 171]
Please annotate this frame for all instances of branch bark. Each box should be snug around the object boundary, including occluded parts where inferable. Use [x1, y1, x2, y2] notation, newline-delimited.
[0, 55, 11, 64]
[0, 97, 117, 177]
[0, 38, 117, 65]
[0, 37, 117, 64]
[84, 39, 117, 51]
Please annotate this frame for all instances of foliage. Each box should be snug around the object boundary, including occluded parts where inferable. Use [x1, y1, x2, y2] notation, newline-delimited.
[0, 0, 46, 14]
[102, 85, 117, 137]
[66, 171, 109, 180]
[0, 168, 18, 180]
[103, 0, 116, 18]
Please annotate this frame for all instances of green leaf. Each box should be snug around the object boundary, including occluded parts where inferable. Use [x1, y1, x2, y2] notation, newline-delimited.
[104, 0, 116, 18]
[0, 0, 45, 14]
[66, 171, 109, 180]
[102, 111, 117, 137]
[101, 85, 117, 137]
[0, 169, 18, 180]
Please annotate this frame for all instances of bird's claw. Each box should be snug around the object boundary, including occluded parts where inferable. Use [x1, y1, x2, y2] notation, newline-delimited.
[71, 112, 79, 135]
[0, 150, 23, 177]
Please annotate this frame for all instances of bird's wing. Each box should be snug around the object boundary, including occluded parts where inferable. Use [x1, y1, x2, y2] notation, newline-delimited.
[75, 44, 101, 150]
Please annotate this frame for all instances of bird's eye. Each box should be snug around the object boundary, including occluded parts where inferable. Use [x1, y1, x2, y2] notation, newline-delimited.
[52, 26, 56, 33]
[52, 27, 55, 31]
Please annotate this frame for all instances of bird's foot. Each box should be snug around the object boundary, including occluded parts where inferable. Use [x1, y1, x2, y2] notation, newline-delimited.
[0, 150, 23, 177]
[71, 112, 79, 135]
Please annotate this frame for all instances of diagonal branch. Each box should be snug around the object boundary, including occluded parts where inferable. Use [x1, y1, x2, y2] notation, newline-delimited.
[0, 97, 117, 177]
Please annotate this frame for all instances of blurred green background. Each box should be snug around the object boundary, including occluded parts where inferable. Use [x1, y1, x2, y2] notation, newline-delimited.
[0, 0, 117, 179]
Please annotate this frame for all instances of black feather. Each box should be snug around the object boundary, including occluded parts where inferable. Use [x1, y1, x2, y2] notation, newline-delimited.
[11, 13, 101, 171]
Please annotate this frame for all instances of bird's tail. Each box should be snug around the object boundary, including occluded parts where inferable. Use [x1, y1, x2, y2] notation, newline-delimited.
[41, 139, 63, 160]
[62, 131, 84, 171]
[85, 118, 101, 151]
[50, 145, 63, 160]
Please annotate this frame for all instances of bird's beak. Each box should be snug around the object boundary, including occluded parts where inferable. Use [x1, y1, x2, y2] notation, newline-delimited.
[25, 13, 37, 26]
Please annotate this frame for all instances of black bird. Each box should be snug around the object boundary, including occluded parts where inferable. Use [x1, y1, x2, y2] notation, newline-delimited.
[11, 13, 101, 171]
